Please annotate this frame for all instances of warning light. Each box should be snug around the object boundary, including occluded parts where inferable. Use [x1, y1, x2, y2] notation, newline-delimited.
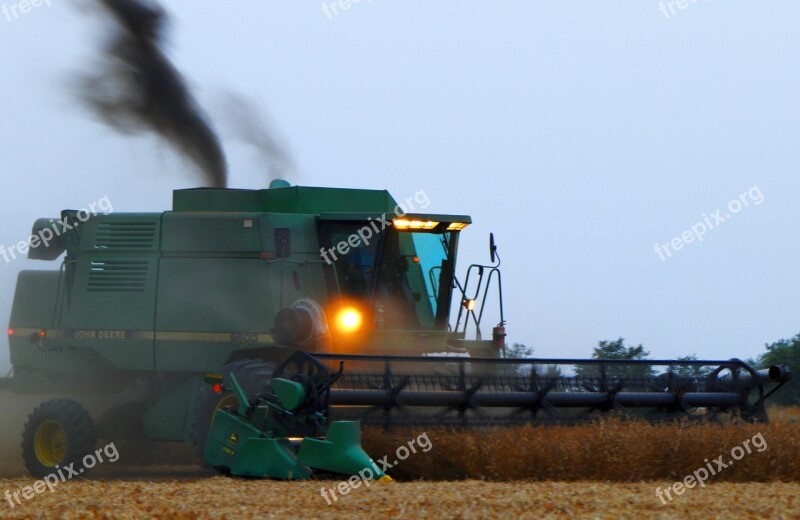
[7, 328, 13, 336]
[212, 383, 224, 394]
[335, 307, 363, 334]
[392, 219, 439, 230]
[446, 222, 469, 231]
[39, 330, 46, 338]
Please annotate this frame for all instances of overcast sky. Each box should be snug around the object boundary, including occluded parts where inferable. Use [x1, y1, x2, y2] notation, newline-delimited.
[1, 1, 799, 373]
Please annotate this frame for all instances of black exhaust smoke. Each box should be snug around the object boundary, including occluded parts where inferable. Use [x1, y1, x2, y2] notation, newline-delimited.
[79, 0, 227, 188]
[218, 92, 296, 182]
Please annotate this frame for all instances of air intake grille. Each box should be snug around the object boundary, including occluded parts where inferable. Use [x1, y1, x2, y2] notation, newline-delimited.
[87, 260, 149, 293]
[94, 221, 157, 249]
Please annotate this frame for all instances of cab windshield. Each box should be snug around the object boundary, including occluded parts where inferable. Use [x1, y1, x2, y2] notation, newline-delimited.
[323, 224, 458, 330]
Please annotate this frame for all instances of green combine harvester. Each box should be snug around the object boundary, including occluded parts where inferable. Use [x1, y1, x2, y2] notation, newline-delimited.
[3, 181, 792, 477]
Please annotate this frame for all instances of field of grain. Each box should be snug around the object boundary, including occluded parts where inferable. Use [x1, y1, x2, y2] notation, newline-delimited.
[0, 407, 798, 518]
[0, 479, 798, 519]
[361, 416, 800, 481]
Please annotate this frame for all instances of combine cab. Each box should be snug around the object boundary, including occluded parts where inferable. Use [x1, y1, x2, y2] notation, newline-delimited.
[4, 181, 792, 476]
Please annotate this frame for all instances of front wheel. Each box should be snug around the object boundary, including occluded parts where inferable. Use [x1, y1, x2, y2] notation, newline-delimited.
[21, 399, 97, 478]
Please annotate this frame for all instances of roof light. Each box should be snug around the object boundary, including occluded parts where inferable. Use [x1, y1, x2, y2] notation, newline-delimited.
[446, 222, 469, 231]
[393, 219, 439, 230]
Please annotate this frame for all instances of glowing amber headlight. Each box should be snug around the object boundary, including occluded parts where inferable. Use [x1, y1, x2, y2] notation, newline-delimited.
[446, 222, 469, 231]
[335, 307, 363, 334]
[392, 219, 439, 230]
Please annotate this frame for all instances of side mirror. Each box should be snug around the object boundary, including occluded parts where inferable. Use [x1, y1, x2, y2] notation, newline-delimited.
[489, 233, 497, 263]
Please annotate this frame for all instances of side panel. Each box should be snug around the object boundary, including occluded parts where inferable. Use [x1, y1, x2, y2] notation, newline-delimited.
[154, 212, 328, 371]
[8, 271, 61, 369]
[154, 257, 277, 371]
[54, 214, 161, 371]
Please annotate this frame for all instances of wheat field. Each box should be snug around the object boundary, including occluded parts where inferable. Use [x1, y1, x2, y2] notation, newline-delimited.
[0, 478, 798, 519]
[361, 414, 800, 481]
[0, 409, 798, 519]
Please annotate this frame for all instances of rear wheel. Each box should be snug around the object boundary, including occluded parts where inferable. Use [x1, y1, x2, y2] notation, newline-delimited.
[22, 399, 96, 478]
[190, 359, 274, 464]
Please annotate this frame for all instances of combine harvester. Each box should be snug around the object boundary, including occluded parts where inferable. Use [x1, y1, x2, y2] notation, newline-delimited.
[2, 181, 792, 477]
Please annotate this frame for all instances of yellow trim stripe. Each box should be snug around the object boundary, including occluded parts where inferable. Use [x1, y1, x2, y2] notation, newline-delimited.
[155, 332, 273, 343]
[10, 328, 273, 344]
[9, 328, 40, 336]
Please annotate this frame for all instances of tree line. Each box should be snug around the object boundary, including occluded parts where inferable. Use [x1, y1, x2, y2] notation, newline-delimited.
[504, 335, 799, 406]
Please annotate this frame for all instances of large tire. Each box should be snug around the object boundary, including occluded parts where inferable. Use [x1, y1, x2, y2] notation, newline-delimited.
[190, 359, 274, 461]
[22, 399, 97, 478]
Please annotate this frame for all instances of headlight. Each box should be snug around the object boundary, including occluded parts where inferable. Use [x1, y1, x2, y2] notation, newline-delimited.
[335, 307, 363, 334]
